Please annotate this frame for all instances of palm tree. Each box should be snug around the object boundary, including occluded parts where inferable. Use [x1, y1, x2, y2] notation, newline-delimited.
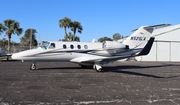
[64, 32, 72, 41]
[59, 17, 71, 39]
[20, 28, 38, 48]
[65, 32, 80, 42]
[4, 19, 23, 53]
[0, 23, 6, 35]
[70, 21, 83, 41]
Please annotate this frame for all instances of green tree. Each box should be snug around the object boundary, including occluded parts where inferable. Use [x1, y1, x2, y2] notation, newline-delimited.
[98, 37, 113, 43]
[59, 17, 72, 39]
[0, 38, 20, 54]
[70, 21, 83, 41]
[0, 23, 6, 35]
[59, 32, 80, 42]
[20, 28, 37, 48]
[4, 19, 23, 53]
[11, 41, 20, 46]
[113, 33, 123, 41]
[0, 38, 8, 46]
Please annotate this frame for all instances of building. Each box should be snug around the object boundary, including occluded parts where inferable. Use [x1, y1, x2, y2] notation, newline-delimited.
[136, 24, 180, 61]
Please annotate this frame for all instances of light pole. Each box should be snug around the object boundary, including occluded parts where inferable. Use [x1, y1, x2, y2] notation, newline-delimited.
[30, 28, 32, 49]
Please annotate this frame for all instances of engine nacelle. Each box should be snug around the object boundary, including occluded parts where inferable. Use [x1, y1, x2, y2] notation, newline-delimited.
[102, 41, 129, 50]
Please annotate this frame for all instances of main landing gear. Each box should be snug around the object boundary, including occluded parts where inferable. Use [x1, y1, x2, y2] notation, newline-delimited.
[93, 64, 103, 72]
[80, 64, 104, 72]
[30, 62, 37, 70]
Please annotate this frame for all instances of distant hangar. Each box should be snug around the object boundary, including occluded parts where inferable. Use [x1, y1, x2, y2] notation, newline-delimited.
[136, 24, 180, 61]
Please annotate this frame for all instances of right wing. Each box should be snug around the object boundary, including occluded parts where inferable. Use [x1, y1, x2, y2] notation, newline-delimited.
[70, 37, 155, 64]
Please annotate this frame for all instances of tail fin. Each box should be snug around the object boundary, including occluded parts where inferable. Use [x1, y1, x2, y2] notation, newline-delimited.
[123, 24, 170, 49]
[138, 37, 155, 56]
[123, 26, 154, 49]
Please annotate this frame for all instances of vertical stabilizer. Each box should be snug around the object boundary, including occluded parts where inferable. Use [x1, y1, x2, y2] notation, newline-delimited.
[123, 26, 154, 49]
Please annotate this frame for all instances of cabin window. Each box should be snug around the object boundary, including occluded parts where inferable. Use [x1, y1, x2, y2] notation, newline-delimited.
[70, 45, 74, 49]
[49, 43, 55, 49]
[84, 45, 88, 49]
[63, 44, 67, 49]
[77, 45, 81, 49]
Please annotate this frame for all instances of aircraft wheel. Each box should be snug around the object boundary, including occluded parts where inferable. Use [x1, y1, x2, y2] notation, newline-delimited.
[30, 64, 36, 70]
[96, 67, 103, 72]
[93, 64, 103, 72]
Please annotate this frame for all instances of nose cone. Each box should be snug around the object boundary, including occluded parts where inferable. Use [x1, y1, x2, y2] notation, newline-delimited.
[11, 53, 19, 60]
[12, 53, 23, 60]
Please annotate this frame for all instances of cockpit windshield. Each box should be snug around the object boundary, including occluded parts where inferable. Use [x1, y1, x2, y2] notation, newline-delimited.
[48, 43, 55, 49]
[40, 41, 50, 50]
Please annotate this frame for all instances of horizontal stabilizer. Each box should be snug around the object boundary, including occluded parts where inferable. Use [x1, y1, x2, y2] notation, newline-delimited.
[131, 23, 171, 32]
[138, 37, 155, 56]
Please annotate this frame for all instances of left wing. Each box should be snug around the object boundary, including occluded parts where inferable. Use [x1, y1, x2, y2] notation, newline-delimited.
[0, 54, 12, 57]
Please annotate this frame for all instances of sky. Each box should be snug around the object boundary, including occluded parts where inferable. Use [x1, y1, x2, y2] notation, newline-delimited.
[0, 0, 180, 43]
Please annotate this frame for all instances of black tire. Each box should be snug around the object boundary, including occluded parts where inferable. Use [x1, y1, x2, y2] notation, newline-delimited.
[94, 65, 103, 72]
[95, 68, 103, 72]
[30, 64, 36, 70]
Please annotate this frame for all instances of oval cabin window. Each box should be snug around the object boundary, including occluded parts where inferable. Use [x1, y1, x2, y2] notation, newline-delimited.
[63, 44, 67, 49]
[84, 45, 88, 49]
[77, 45, 81, 49]
[70, 45, 74, 49]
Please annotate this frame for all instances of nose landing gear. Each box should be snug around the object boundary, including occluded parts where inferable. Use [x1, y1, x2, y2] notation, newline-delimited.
[30, 62, 37, 70]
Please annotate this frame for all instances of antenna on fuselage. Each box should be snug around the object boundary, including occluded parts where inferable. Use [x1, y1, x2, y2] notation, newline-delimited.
[92, 39, 96, 43]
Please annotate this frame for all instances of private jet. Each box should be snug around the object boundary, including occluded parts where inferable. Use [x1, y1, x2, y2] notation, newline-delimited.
[12, 24, 168, 72]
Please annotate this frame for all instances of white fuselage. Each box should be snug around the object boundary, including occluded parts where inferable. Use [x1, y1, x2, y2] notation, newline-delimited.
[12, 41, 128, 62]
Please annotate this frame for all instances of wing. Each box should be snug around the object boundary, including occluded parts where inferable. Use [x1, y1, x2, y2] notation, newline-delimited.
[0, 54, 11, 57]
[70, 54, 132, 64]
[70, 37, 155, 64]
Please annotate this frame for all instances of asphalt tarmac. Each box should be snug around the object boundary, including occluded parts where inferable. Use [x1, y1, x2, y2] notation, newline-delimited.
[0, 61, 180, 105]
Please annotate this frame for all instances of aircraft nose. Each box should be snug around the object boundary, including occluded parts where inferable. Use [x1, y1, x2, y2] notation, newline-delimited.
[12, 53, 21, 60]
[11, 54, 16, 59]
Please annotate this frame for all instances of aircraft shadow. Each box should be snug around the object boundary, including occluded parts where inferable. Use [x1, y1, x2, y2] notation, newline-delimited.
[103, 64, 180, 79]
[37, 64, 180, 79]
[38, 65, 163, 71]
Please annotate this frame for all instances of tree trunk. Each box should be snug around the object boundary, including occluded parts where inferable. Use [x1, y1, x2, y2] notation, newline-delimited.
[8, 34, 11, 54]
[73, 29, 76, 41]
[64, 27, 67, 37]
